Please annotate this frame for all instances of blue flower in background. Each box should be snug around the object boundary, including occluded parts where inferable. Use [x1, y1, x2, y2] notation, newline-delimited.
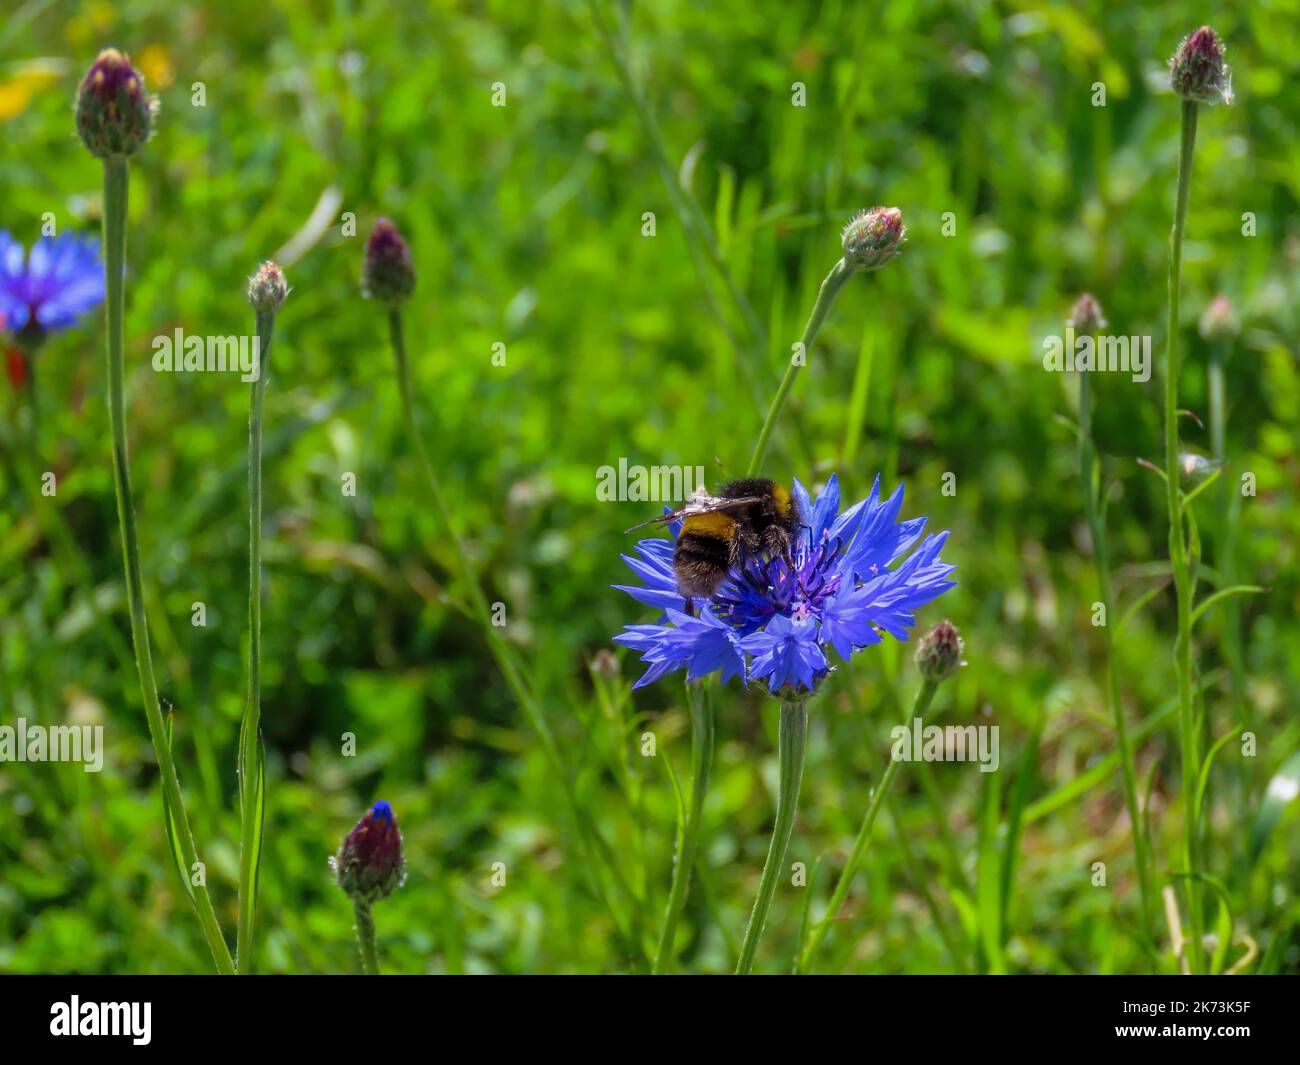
[614, 474, 956, 696]
[0, 231, 105, 341]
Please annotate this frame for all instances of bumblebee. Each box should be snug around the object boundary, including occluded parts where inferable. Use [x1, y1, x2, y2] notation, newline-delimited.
[625, 478, 801, 601]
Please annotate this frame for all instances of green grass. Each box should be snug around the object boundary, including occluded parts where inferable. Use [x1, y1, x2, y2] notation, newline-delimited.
[1, 0, 1299, 974]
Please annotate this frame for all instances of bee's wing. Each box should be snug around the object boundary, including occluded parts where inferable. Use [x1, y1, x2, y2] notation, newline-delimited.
[623, 495, 765, 534]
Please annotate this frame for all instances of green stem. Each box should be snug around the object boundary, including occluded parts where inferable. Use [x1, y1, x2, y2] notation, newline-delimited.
[236, 309, 276, 973]
[102, 157, 234, 974]
[736, 698, 809, 974]
[1206, 341, 1246, 725]
[653, 680, 716, 973]
[798, 680, 937, 971]
[1165, 99, 1204, 974]
[1078, 346, 1156, 942]
[747, 259, 852, 475]
[386, 307, 644, 956]
[354, 900, 380, 975]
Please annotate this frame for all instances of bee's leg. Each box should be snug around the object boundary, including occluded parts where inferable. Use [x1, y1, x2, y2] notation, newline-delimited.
[735, 526, 759, 561]
[764, 526, 806, 594]
[683, 596, 696, 617]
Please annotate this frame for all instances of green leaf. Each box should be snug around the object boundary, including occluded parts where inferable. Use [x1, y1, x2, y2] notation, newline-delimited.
[661, 744, 686, 840]
[1251, 747, 1300, 864]
[1212, 895, 1233, 976]
[1194, 727, 1242, 822]
[160, 710, 193, 901]
[1117, 579, 1169, 635]
[976, 772, 1005, 973]
[1191, 585, 1266, 628]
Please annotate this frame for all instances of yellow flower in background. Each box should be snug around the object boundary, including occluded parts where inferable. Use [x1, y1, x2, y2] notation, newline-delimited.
[63, 0, 115, 50]
[0, 62, 61, 122]
[136, 44, 175, 90]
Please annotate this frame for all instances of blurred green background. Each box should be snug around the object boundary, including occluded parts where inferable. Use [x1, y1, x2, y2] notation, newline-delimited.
[1, 0, 1298, 974]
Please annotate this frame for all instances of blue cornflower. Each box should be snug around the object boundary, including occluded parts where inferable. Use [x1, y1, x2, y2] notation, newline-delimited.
[0, 231, 105, 343]
[613, 474, 956, 696]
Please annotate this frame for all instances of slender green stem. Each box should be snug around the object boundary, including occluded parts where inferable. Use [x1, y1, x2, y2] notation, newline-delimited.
[798, 680, 937, 971]
[747, 259, 851, 475]
[1206, 341, 1247, 724]
[1165, 99, 1204, 973]
[102, 157, 234, 974]
[354, 900, 380, 975]
[1078, 343, 1156, 941]
[386, 307, 644, 957]
[236, 309, 276, 973]
[653, 681, 716, 973]
[736, 699, 809, 974]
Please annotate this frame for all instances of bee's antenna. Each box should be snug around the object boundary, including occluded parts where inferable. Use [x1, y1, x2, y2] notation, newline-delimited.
[624, 508, 683, 534]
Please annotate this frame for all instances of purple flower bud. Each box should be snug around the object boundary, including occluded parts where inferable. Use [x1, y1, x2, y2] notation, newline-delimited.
[915, 619, 964, 683]
[1170, 27, 1232, 106]
[247, 261, 289, 316]
[75, 48, 157, 158]
[1198, 294, 1238, 341]
[362, 218, 416, 303]
[1068, 293, 1107, 334]
[332, 801, 405, 904]
[841, 207, 906, 272]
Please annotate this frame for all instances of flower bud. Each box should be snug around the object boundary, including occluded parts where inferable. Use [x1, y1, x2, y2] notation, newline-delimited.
[1170, 27, 1232, 106]
[362, 218, 415, 302]
[332, 800, 405, 904]
[75, 48, 157, 158]
[915, 620, 964, 683]
[841, 207, 905, 272]
[1068, 293, 1107, 334]
[591, 648, 620, 680]
[247, 261, 289, 316]
[1198, 294, 1238, 341]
